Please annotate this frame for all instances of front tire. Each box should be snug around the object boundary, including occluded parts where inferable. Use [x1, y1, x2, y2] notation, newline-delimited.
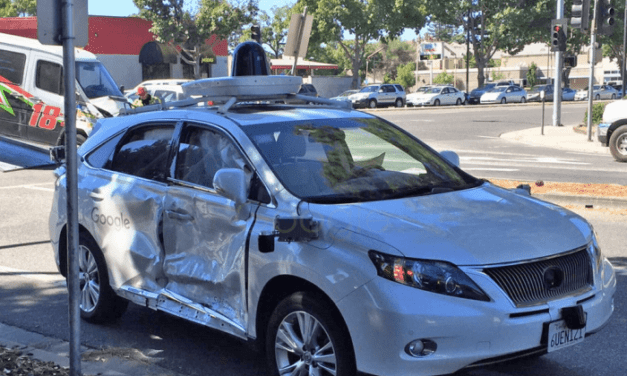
[501, 97, 507, 104]
[433, 99, 440, 106]
[266, 292, 356, 376]
[609, 126, 627, 162]
[595, 94, 600, 100]
[368, 99, 377, 109]
[76, 232, 128, 323]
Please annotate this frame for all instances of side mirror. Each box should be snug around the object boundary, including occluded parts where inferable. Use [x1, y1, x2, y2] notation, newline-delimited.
[213, 168, 248, 206]
[440, 150, 460, 167]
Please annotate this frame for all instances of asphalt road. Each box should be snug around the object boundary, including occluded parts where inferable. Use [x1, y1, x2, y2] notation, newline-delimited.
[0, 167, 626, 376]
[375, 101, 627, 185]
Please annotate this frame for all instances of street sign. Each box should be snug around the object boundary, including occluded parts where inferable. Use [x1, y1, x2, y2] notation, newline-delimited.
[284, 13, 313, 58]
[37, 0, 88, 47]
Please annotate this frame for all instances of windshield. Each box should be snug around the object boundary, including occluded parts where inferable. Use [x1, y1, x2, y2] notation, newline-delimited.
[244, 117, 480, 203]
[427, 88, 442, 94]
[76, 61, 123, 99]
[360, 86, 379, 93]
[476, 84, 495, 91]
[493, 87, 507, 92]
[415, 86, 431, 93]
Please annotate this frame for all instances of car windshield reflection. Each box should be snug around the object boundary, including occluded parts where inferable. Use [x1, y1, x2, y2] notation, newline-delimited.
[245, 117, 480, 203]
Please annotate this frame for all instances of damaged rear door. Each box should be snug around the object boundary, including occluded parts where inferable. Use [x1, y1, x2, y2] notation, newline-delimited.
[162, 122, 257, 338]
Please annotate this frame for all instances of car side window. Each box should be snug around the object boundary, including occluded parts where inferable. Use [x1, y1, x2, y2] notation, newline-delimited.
[36, 60, 64, 95]
[0, 49, 26, 85]
[108, 124, 175, 181]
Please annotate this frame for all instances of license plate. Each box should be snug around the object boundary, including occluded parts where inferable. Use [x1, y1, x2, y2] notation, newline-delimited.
[547, 319, 586, 352]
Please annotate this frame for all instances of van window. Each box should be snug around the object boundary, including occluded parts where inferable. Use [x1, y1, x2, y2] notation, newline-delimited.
[0, 49, 26, 85]
[36, 60, 64, 95]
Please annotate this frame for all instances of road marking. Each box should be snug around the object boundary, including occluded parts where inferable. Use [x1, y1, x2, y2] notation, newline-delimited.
[0, 182, 54, 191]
[0, 265, 65, 284]
[464, 168, 519, 172]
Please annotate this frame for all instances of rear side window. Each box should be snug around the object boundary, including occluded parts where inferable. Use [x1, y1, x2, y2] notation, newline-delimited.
[108, 124, 175, 181]
[394, 84, 404, 92]
[36, 60, 64, 95]
[0, 49, 26, 85]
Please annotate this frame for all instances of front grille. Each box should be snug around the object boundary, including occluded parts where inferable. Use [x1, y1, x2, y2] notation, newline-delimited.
[484, 248, 592, 307]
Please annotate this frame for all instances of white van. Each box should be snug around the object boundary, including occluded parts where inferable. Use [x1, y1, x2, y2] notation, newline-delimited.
[0, 32, 128, 146]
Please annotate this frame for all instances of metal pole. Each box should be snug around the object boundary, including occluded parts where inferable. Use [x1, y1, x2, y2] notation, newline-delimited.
[290, 6, 307, 76]
[541, 91, 546, 135]
[62, 0, 81, 375]
[553, 0, 565, 126]
[587, 0, 599, 142]
[622, 0, 626, 98]
[466, 11, 470, 91]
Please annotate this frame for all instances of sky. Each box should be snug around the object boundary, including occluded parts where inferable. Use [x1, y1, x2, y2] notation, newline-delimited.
[87, 0, 418, 41]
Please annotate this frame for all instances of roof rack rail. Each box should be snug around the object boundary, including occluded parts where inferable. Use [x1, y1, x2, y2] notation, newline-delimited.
[118, 92, 351, 116]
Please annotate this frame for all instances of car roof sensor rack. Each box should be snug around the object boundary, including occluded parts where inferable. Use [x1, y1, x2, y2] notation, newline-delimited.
[119, 91, 351, 117]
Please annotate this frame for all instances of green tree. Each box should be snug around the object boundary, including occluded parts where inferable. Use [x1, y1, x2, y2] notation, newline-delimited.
[527, 62, 538, 89]
[0, 0, 35, 16]
[239, 5, 295, 58]
[0, 0, 17, 17]
[431, 0, 559, 87]
[599, 2, 626, 82]
[298, 0, 428, 89]
[425, 21, 462, 43]
[378, 39, 416, 82]
[434, 71, 454, 85]
[395, 62, 416, 89]
[133, 0, 257, 79]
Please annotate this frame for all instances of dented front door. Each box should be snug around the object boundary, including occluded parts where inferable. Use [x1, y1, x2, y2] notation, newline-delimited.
[162, 123, 254, 330]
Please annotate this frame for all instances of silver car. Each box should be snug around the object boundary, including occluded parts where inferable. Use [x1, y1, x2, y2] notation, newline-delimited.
[480, 85, 528, 104]
[574, 85, 619, 101]
[49, 75, 615, 376]
[349, 83, 406, 108]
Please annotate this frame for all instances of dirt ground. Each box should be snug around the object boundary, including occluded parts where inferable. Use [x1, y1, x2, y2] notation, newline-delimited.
[489, 179, 627, 198]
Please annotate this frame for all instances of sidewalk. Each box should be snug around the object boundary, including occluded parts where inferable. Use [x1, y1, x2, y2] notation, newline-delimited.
[500, 124, 609, 155]
[0, 323, 183, 376]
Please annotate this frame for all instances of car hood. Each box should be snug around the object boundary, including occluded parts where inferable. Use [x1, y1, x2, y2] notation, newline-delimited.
[309, 183, 590, 266]
[408, 93, 436, 100]
[350, 92, 372, 100]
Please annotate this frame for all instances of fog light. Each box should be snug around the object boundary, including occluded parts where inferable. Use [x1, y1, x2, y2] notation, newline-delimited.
[405, 339, 437, 357]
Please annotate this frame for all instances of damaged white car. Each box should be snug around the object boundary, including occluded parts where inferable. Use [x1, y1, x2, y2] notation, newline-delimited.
[49, 42, 616, 376]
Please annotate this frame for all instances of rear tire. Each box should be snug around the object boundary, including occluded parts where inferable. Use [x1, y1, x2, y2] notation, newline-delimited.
[521, 97, 526, 103]
[395, 98, 403, 107]
[609, 126, 627, 162]
[266, 292, 356, 376]
[74, 232, 128, 323]
[456, 98, 462, 105]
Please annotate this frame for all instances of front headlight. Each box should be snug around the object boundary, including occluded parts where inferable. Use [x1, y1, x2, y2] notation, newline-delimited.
[589, 232, 604, 276]
[368, 251, 490, 301]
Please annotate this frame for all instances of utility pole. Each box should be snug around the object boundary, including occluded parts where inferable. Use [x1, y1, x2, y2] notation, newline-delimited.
[623, 0, 626, 98]
[587, 0, 599, 141]
[553, 0, 565, 127]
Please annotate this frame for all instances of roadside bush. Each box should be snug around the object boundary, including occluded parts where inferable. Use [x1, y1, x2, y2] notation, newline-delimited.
[583, 103, 606, 125]
[434, 71, 454, 85]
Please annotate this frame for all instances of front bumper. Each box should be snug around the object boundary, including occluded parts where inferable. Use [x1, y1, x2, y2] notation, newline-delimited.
[337, 259, 616, 376]
[351, 98, 370, 108]
[597, 122, 610, 144]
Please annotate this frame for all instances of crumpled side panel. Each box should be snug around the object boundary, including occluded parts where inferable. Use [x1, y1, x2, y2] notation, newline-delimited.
[163, 186, 251, 328]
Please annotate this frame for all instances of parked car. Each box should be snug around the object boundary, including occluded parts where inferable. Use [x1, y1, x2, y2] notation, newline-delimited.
[495, 80, 518, 87]
[480, 85, 527, 104]
[329, 89, 359, 104]
[574, 85, 619, 101]
[349, 83, 406, 108]
[406, 85, 465, 106]
[283, 83, 319, 104]
[48, 43, 616, 376]
[526, 85, 555, 102]
[467, 83, 497, 104]
[597, 98, 627, 162]
[561, 87, 577, 101]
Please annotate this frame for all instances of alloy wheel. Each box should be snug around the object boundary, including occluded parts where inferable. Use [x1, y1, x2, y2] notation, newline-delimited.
[78, 245, 100, 313]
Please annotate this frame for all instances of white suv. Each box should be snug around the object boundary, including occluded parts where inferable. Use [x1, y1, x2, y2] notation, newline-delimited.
[48, 42, 616, 376]
[349, 83, 406, 108]
[598, 99, 627, 162]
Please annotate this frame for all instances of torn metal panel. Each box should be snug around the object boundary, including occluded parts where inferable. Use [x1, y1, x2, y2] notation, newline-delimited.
[163, 186, 252, 329]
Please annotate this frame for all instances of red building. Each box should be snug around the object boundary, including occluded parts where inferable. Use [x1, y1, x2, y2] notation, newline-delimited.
[0, 16, 229, 88]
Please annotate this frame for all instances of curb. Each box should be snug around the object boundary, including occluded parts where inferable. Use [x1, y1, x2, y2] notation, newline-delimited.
[534, 193, 627, 210]
[0, 323, 183, 376]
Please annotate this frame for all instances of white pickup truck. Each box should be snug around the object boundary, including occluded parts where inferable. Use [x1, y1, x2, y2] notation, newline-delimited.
[598, 99, 627, 162]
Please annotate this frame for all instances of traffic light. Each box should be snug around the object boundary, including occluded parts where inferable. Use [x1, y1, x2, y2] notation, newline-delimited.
[551, 20, 567, 52]
[564, 55, 578, 68]
[251, 25, 261, 44]
[596, 0, 615, 35]
[571, 0, 590, 31]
